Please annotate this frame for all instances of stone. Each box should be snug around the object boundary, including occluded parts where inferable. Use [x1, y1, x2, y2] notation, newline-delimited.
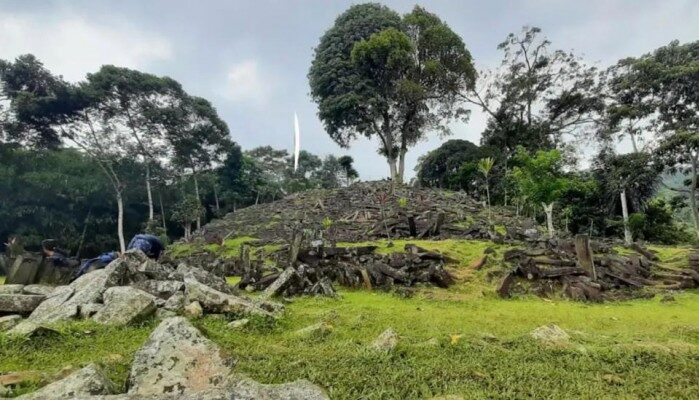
[371, 328, 399, 351]
[530, 324, 570, 343]
[293, 322, 333, 338]
[184, 301, 203, 318]
[22, 284, 56, 296]
[177, 263, 232, 294]
[127, 317, 232, 396]
[79, 303, 104, 319]
[0, 284, 25, 294]
[0, 315, 22, 331]
[92, 287, 157, 325]
[0, 294, 45, 313]
[16, 364, 115, 399]
[156, 309, 177, 319]
[136, 259, 173, 281]
[163, 291, 185, 312]
[227, 318, 249, 329]
[262, 267, 298, 299]
[9, 259, 132, 335]
[185, 279, 275, 317]
[133, 280, 184, 299]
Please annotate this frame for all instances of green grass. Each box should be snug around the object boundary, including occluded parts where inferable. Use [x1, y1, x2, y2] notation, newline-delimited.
[2, 291, 697, 399]
[168, 236, 281, 260]
[2, 239, 698, 399]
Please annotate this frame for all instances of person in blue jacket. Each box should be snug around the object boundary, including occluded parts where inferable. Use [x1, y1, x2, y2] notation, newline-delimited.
[127, 234, 164, 260]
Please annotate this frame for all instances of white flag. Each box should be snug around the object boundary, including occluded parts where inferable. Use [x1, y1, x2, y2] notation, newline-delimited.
[293, 112, 300, 172]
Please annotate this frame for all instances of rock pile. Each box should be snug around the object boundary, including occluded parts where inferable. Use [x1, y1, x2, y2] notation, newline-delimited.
[0, 250, 282, 336]
[197, 181, 529, 244]
[499, 236, 699, 300]
[15, 317, 328, 399]
[238, 241, 455, 297]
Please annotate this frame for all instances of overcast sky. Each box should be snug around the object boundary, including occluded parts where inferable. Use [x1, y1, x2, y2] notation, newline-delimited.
[1, 0, 698, 180]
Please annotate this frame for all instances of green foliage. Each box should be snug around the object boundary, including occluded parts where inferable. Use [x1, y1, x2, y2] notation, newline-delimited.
[322, 216, 333, 230]
[309, 4, 475, 181]
[510, 147, 572, 207]
[628, 199, 693, 244]
[397, 197, 408, 208]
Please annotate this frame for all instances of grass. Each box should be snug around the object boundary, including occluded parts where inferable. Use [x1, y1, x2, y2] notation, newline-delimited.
[168, 236, 281, 260]
[1, 238, 698, 399]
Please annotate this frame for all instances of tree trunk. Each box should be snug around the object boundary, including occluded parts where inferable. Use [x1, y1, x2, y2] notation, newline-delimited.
[146, 163, 154, 221]
[629, 131, 639, 153]
[388, 158, 398, 182]
[193, 171, 201, 230]
[485, 177, 491, 223]
[397, 147, 407, 184]
[690, 153, 699, 235]
[116, 190, 126, 253]
[158, 191, 167, 235]
[542, 202, 555, 238]
[76, 207, 92, 258]
[213, 184, 220, 211]
[620, 188, 632, 245]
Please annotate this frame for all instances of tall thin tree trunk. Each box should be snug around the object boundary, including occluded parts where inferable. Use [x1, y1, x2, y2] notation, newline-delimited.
[116, 190, 126, 253]
[193, 171, 201, 230]
[397, 147, 407, 184]
[146, 163, 154, 221]
[158, 191, 167, 235]
[213, 184, 220, 211]
[629, 132, 639, 153]
[542, 202, 555, 239]
[621, 188, 632, 245]
[388, 158, 398, 182]
[690, 153, 699, 235]
[485, 177, 491, 224]
[76, 207, 92, 258]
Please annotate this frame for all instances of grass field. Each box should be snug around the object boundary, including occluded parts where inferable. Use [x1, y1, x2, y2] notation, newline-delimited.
[1, 240, 698, 399]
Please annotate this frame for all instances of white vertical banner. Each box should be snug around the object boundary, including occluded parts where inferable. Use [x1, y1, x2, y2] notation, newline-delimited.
[293, 112, 300, 172]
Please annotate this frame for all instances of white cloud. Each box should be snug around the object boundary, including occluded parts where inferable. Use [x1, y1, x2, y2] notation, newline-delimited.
[0, 13, 173, 81]
[223, 60, 272, 105]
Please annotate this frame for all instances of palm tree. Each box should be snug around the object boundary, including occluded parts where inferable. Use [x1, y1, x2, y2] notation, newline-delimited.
[478, 157, 495, 223]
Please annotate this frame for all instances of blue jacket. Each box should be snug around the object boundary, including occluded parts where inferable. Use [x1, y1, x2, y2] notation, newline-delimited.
[127, 234, 164, 259]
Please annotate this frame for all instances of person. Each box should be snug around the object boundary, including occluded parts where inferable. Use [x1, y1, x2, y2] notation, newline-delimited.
[127, 234, 164, 260]
[73, 251, 119, 280]
[41, 239, 71, 267]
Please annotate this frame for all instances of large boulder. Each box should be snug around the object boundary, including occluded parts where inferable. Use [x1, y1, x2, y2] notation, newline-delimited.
[133, 280, 184, 299]
[92, 287, 157, 325]
[184, 279, 275, 317]
[0, 284, 25, 294]
[227, 377, 329, 400]
[16, 364, 115, 399]
[22, 284, 56, 296]
[176, 264, 232, 294]
[127, 317, 233, 396]
[0, 294, 45, 314]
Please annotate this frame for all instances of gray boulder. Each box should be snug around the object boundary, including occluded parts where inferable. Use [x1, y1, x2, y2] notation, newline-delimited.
[127, 317, 233, 396]
[79, 303, 104, 319]
[0, 284, 25, 294]
[17, 364, 115, 399]
[184, 279, 275, 317]
[133, 280, 184, 299]
[177, 264, 232, 294]
[92, 287, 157, 325]
[23, 284, 56, 296]
[0, 294, 45, 313]
[162, 291, 185, 312]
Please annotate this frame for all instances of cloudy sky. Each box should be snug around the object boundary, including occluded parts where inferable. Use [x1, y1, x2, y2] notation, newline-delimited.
[1, 0, 698, 180]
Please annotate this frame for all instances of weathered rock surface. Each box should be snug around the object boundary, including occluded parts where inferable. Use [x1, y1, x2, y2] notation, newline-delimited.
[0, 294, 45, 313]
[227, 318, 249, 329]
[226, 377, 329, 400]
[79, 303, 104, 319]
[16, 364, 115, 399]
[22, 284, 56, 296]
[530, 324, 570, 343]
[184, 279, 276, 317]
[92, 287, 157, 325]
[127, 317, 232, 396]
[177, 264, 232, 294]
[183, 300, 203, 318]
[371, 328, 399, 351]
[162, 291, 185, 312]
[294, 322, 333, 338]
[0, 314, 22, 331]
[0, 284, 25, 294]
[133, 280, 183, 299]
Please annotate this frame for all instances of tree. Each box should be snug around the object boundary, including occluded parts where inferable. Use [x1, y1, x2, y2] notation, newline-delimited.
[84, 65, 183, 223]
[462, 27, 603, 156]
[309, 4, 476, 183]
[416, 139, 495, 194]
[511, 147, 572, 238]
[338, 155, 359, 186]
[477, 157, 494, 222]
[593, 150, 661, 244]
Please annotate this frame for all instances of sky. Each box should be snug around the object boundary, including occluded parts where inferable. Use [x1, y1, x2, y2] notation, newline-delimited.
[1, 0, 698, 180]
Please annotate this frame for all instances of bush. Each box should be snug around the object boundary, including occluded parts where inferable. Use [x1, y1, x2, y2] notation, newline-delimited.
[629, 199, 693, 244]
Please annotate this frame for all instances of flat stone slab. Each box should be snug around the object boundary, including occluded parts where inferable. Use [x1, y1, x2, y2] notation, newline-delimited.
[0, 284, 25, 294]
[0, 294, 45, 313]
[93, 287, 156, 325]
[16, 364, 115, 399]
